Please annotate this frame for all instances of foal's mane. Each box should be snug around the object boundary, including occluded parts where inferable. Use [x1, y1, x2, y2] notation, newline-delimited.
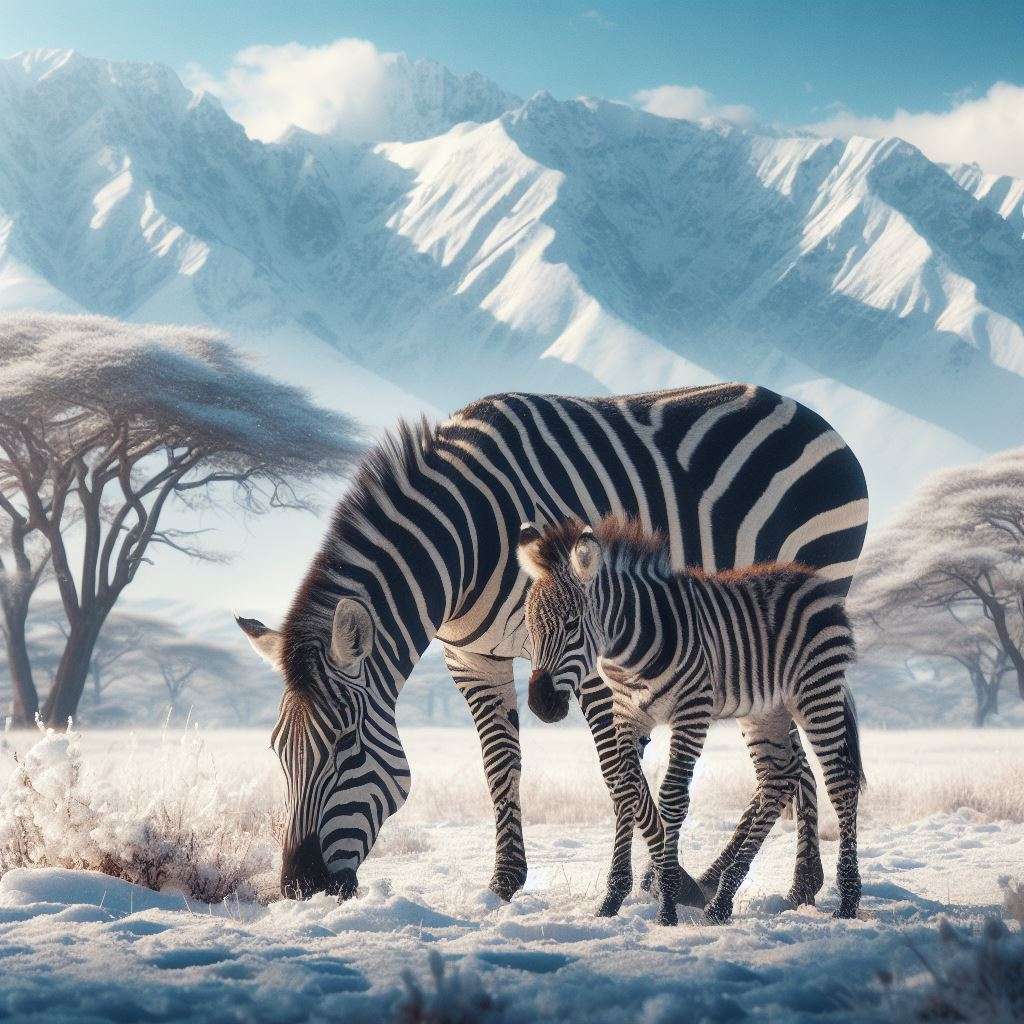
[536, 516, 819, 589]
[531, 515, 672, 580]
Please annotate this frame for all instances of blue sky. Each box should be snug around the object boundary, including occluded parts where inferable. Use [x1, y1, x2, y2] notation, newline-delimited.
[4, 1, 1023, 173]
[4, 0, 1022, 121]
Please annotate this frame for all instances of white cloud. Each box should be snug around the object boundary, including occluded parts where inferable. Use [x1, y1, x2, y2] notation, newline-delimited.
[807, 82, 1024, 178]
[632, 84, 756, 127]
[184, 38, 394, 142]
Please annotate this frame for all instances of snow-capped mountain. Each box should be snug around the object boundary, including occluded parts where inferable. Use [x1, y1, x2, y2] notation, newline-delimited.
[948, 162, 1024, 239]
[362, 51, 520, 142]
[2, 49, 1023, 521]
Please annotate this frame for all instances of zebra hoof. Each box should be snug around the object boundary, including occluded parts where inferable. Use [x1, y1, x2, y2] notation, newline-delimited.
[656, 898, 678, 926]
[596, 887, 629, 918]
[676, 869, 708, 908]
[833, 900, 859, 920]
[704, 896, 733, 924]
[787, 860, 825, 907]
[489, 868, 527, 903]
[639, 861, 658, 895]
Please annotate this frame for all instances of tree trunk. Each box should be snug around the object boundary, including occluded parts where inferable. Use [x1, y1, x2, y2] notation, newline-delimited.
[970, 668, 990, 727]
[987, 600, 1024, 700]
[1, 599, 39, 725]
[42, 617, 102, 726]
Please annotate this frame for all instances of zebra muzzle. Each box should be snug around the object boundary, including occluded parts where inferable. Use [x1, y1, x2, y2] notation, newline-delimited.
[281, 834, 358, 900]
[528, 669, 570, 724]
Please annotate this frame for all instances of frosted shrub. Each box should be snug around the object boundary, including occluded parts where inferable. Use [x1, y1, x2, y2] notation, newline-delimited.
[393, 951, 507, 1024]
[1001, 876, 1024, 927]
[0, 724, 273, 903]
[881, 914, 1024, 1022]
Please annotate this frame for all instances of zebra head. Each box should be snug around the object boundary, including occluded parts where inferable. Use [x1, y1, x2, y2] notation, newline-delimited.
[236, 601, 411, 900]
[517, 522, 603, 724]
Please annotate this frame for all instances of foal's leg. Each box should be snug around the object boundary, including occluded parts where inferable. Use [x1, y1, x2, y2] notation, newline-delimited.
[787, 723, 825, 906]
[794, 681, 864, 919]
[647, 699, 713, 906]
[704, 713, 801, 923]
[597, 720, 678, 920]
[582, 672, 703, 907]
[699, 717, 823, 906]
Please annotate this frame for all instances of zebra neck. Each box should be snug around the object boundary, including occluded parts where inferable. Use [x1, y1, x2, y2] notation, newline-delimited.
[286, 426, 477, 707]
[598, 564, 689, 678]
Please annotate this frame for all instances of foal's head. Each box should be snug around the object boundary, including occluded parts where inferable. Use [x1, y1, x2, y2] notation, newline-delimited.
[517, 520, 605, 723]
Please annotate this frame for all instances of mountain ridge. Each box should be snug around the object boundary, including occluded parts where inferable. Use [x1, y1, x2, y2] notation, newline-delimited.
[1, 50, 1022, 519]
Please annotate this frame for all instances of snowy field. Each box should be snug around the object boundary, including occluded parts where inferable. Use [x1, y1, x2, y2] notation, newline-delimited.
[1, 725, 1023, 1022]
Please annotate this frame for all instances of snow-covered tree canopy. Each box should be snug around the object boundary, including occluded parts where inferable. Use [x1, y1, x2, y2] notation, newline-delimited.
[0, 313, 365, 725]
[0, 313, 362, 481]
[850, 447, 1024, 723]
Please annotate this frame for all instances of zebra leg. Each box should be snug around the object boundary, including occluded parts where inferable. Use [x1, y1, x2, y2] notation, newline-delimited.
[579, 674, 705, 908]
[597, 722, 648, 919]
[705, 715, 801, 924]
[649, 708, 712, 910]
[787, 723, 825, 907]
[698, 719, 823, 906]
[445, 647, 527, 902]
[794, 685, 863, 919]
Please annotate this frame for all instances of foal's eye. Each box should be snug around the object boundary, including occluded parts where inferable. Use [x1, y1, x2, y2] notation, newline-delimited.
[564, 614, 581, 630]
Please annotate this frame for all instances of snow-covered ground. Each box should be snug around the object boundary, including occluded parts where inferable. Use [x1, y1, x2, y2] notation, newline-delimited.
[1, 726, 1022, 1022]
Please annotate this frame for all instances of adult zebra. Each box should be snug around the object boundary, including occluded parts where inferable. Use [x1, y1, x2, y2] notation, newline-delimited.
[237, 384, 868, 901]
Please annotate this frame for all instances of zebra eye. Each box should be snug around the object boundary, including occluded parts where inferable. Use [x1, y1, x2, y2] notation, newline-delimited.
[335, 730, 358, 753]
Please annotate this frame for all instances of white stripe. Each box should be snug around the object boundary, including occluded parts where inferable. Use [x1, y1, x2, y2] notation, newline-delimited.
[676, 388, 753, 471]
[697, 399, 797, 572]
[733, 431, 848, 567]
[778, 499, 869, 564]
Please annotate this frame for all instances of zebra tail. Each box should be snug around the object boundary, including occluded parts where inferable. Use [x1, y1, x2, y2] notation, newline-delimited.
[842, 686, 867, 793]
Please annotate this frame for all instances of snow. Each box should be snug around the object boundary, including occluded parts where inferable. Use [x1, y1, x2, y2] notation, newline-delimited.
[0, 726, 1021, 1021]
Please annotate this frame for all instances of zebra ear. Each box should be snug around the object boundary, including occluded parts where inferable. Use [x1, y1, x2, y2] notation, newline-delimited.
[330, 598, 375, 669]
[517, 523, 546, 580]
[570, 527, 601, 584]
[236, 616, 284, 671]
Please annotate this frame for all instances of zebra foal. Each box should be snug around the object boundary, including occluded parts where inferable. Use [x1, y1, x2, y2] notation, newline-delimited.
[519, 517, 865, 924]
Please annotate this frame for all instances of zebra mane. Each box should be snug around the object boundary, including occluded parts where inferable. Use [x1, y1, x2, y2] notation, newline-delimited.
[531, 516, 673, 581]
[593, 516, 673, 581]
[280, 416, 439, 691]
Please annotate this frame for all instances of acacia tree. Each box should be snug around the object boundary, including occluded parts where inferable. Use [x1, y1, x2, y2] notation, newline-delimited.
[144, 638, 241, 721]
[851, 447, 1024, 725]
[0, 313, 363, 725]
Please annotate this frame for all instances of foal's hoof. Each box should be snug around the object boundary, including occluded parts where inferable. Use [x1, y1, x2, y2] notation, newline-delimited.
[639, 862, 658, 896]
[704, 896, 733, 924]
[596, 899, 622, 919]
[786, 860, 825, 907]
[677, 869, 709, 909]
[833, 901, 859, 920]
[656, 903, 678, 927]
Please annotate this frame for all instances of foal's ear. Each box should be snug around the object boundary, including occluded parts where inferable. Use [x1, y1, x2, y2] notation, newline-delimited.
[236, 616, 284, 671]
[570, 526, 602, 584]
[330, 598, 375, 670]
[517, 523, 546, 580]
